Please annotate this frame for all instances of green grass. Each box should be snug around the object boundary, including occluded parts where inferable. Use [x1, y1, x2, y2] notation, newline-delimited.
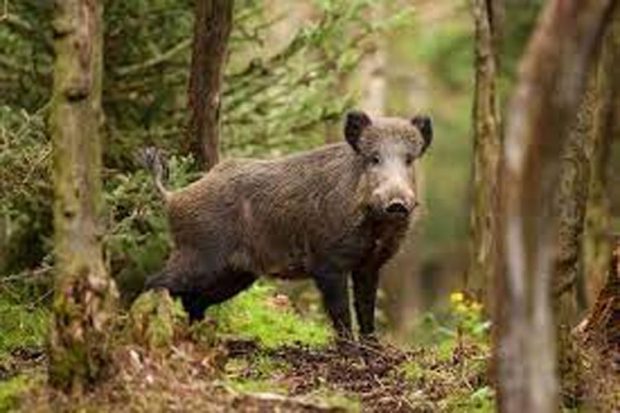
[211, 282, 330, 348]
[305, 387, 361, 412]
[225, 377, 288, 395]
[0, 299, 48, 357]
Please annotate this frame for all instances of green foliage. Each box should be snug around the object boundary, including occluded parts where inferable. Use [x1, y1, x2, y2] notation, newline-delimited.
[211, 282, 330, 348]
[0, 0, 407, 293]
[103, 154, 198, 300]
[222, 0, 403, 157]
[412, 14, 473, 91]
[447, 292, 491, 340]
[0, 106, 51, 274]
[1, 0, 399, 163]
[411, 291, 491, 349]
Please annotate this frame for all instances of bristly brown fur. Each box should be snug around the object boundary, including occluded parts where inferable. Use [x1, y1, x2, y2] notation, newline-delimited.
[143, 112, 433, 339]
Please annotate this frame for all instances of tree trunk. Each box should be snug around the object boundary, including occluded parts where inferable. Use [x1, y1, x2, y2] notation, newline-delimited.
[584, 5, 620, 307]
[495, 1, 617, 412]
[579, 237, 620, 364]
[187, 0, 234, 170]
[574, 237, 620, 410]
[467, 0, 501, 304]
[552, 65, 599, 404]
[48, 0, 117, 394]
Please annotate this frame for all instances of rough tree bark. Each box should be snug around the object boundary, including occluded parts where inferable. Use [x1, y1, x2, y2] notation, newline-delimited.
[48, 0, 118, 394]
[552, 63, 599, 404]
[576, 11, 620, 398]
[495, 1, 617, 412]
[467, 0, 501, 303]
[584, 6, 620, 307]
[187, 0, 234, 170]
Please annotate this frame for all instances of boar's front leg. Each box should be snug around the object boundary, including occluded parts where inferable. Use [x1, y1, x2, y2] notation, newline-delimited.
[352, 266, 380, 342]
[312, 266, 352, 339]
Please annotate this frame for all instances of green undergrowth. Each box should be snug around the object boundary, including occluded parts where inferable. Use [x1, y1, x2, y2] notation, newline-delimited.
[398, 355, 493, 412]
[0, 375, 38, 412]
[0, 299, 48, 358]
[211, 282, 330, 348]
[402, 291, 494, 412]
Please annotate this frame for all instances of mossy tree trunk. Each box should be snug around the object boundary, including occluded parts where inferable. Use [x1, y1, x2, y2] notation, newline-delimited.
[467, 0, 501, 305]
[48, 0, 117, 394]
[187, 0, 234, 171]
[495, 1, 617, 412]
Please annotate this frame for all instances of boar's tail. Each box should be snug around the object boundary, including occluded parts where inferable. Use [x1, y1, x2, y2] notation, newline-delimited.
[138, 147, 171, 201]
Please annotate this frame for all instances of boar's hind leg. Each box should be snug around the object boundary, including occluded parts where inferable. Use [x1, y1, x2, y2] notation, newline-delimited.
[313, 267, 352, 339]
[181, 268, 257, 323]
[352, 267, 380, 341]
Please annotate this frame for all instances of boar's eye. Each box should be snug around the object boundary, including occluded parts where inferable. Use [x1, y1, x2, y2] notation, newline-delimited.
[405, 153, 414, 166]
[369, 154, 381, 165]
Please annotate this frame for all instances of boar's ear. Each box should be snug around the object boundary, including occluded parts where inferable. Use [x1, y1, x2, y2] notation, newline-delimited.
[411, 115, 433, 155]
[344, 110, 372, 151]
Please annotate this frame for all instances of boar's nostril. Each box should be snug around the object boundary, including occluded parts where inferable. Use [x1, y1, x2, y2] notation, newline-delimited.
[385, 201, 409, 215]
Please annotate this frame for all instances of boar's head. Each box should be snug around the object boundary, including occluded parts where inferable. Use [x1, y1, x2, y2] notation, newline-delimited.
[344, 110, 432, 220]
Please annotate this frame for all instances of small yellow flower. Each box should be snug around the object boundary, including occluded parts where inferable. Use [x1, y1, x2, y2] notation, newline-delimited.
[470, 302, 483, 313]
[455, 303, 468, 314]
[450, 292, 464, 304]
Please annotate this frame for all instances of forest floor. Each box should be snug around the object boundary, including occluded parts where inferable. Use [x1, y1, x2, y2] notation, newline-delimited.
[1, 336, 490, 412]
[0, 285, 494, 412]
[1, 282, 618, 412]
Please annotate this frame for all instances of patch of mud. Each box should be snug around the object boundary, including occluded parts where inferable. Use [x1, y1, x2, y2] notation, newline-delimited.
[227, 339, 489, 412]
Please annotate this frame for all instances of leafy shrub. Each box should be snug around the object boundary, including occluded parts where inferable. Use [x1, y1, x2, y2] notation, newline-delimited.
[0, 106, 51, 275]
[103, 154, 199, 301]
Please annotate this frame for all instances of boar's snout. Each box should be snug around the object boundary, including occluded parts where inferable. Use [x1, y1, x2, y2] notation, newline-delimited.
[385, 198, 418, 217]
[385, 199, 410, 215]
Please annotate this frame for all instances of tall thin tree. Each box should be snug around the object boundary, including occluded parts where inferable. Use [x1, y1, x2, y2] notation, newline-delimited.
[467, 0, 501, 303]
[495, 1, 617, 412]
[552, 58, 599, 401]
[48, 0, 117, 393]
[584, 5, 620, 306]
[187, 0, 234, 170]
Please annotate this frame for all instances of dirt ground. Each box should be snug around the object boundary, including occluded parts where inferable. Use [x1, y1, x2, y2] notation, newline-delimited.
[6, 334, 489, 413]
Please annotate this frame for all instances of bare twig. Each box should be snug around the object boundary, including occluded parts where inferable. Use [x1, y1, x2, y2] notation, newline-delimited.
[0, 0, 8, 21]
[114, 39, 191, 77]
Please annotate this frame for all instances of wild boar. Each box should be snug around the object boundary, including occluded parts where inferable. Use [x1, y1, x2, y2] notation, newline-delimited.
[143, 110, 432, 342]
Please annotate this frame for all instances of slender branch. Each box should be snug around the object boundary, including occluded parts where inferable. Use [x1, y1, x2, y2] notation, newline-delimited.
[0, 0, 8, 21]
[114, 38, 191, 77]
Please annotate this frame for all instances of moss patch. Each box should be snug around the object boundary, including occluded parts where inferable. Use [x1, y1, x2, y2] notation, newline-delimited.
[211, 283, 330, 348]
[0, 300, 48, 357]
[127, 289, 187, 351]
[0, 375, 35, 412]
